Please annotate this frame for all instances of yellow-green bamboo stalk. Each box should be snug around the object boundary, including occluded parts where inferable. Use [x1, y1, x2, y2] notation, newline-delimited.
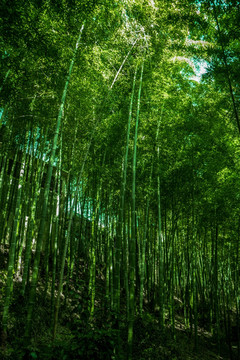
[128, 61, 144, 360]
[114, 66, 137, 315]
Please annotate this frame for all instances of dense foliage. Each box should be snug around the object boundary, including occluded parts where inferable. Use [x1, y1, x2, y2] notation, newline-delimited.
[0, 0, 240, 359]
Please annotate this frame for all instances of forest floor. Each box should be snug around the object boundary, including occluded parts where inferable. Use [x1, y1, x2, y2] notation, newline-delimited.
[0, 249, 238, 359]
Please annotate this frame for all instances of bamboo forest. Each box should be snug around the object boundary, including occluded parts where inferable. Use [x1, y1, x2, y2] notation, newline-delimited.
[1, 0, 240, 359]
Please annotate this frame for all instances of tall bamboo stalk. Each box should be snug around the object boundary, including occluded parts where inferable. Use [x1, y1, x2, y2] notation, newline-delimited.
[128, 61, 144, 360]
[114, 66, 137, 315]
[156, 104, 164, 331]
